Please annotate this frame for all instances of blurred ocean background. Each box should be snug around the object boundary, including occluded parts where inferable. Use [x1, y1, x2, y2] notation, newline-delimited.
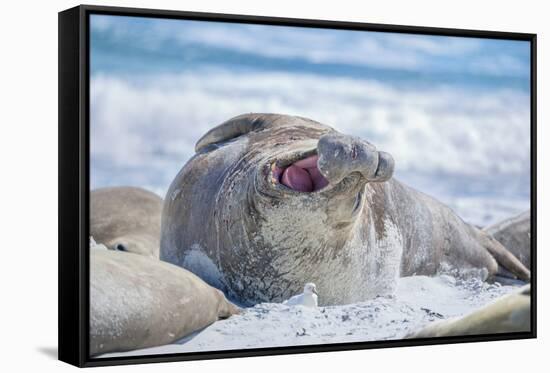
[90, 15, 531, 227]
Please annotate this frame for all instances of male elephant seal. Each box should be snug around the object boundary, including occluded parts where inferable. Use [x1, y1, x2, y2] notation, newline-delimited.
[161, 113, 530, 306]
[407, 285, 530, 338]
[91, 186, 163, 258]
[485, 210, 531, 269]
[90, 249, 239, 356]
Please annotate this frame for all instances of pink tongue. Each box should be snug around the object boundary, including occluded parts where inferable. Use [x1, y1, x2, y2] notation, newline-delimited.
[281, 165, 313, 192]
[279, 155, 329, 192]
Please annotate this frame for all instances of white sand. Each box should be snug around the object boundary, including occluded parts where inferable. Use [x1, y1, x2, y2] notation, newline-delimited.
[100, 275, 519, 358]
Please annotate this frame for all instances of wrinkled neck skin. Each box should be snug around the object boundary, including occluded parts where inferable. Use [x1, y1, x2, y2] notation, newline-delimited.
[213, 137, 401, 306]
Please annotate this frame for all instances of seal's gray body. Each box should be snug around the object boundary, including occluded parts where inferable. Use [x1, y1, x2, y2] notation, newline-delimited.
[90, 250, 239, 356]
[485, 211, 531, 269]
[91, 186, 163, 258]
[161, 114, 529, 306]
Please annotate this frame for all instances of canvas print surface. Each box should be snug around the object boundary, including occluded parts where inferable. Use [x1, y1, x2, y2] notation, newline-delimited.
[88, 14, 532, 358]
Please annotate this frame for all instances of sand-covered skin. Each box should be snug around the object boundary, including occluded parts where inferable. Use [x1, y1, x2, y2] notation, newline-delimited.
[100, 275, 519, 357]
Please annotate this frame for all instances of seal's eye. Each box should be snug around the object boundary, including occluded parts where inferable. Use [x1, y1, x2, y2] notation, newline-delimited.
[115, 243, 127, 252]
[195, 113, 271, 152]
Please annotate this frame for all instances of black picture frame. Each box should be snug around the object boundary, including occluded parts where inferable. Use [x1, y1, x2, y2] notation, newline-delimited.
[58, 4, 537, 368]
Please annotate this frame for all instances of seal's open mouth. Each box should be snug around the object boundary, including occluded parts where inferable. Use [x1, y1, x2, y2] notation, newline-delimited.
[272, 154, 329, 192]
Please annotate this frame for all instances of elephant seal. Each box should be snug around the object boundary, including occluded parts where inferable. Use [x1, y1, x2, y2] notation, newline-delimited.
[407, 285, 530, 338]
[160, 113, 530, 306]
[90, 249, 239, 356]
[485, 210, 531, 269]
[91, 186, 163, 258]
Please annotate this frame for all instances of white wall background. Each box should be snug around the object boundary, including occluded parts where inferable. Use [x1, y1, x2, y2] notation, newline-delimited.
[0, 0, 546, 372]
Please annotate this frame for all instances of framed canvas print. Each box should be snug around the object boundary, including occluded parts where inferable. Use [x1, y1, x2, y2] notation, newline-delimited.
[58, 4, 537, 367]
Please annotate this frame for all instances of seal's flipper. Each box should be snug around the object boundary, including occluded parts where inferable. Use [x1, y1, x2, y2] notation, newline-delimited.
[479, 231, 531, 282]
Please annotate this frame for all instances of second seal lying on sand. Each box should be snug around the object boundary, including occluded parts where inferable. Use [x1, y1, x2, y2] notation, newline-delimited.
[90, 249, 239, 355]
[161, 113, 530, 306]
[91, 186, 163, 258]
[407, 285, 530, 338]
